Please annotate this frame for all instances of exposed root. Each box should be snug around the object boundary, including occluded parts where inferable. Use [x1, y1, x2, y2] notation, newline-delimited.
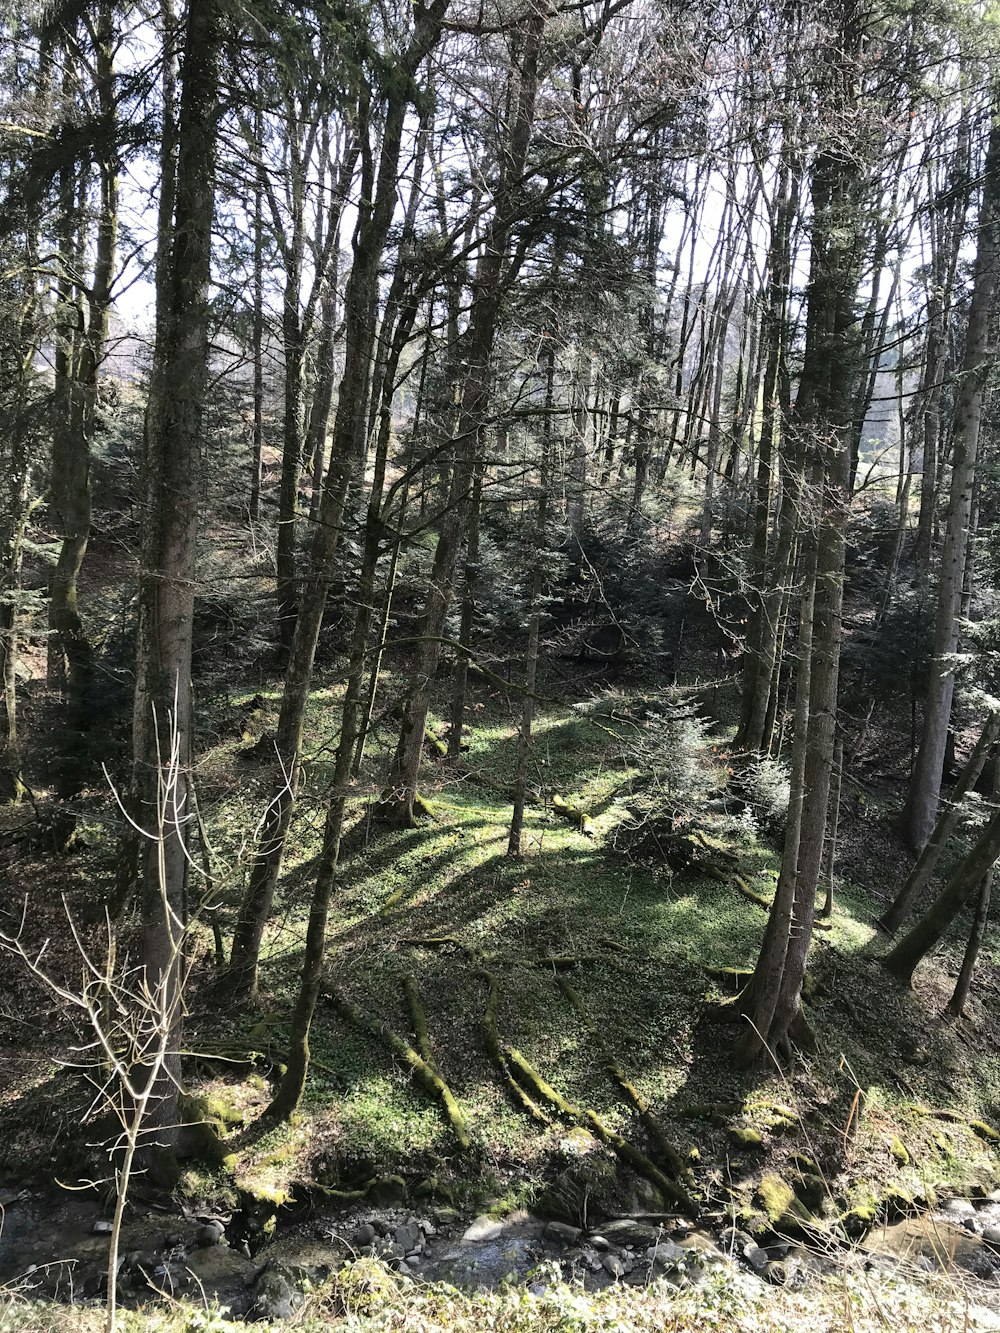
[327, 989, 470, 1151]
[505, 1046, 580, 1118]
[404, 935, 471, 951]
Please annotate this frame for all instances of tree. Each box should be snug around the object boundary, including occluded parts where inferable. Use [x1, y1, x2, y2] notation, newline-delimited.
[903, 103, 1000, 851]
[130, 0, 221, 1173]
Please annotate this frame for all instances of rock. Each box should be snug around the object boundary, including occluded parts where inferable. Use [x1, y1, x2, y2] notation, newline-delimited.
[982, 1226, 1000, 1247]
[600, 1218, 665, 1247]
[765, 1259, 790, 1286]
[198, 1221, 225, 1247]
[249, 1264, 304, 1321]
[462, 1215, 503, 1243]
[354, 1223, 377, 1247]
[394, 1223, 423, 1254]
[729, 1127, 764, 1150]
[718, 1227, 753, 1254]
[588, 1234, 610, 1250]
[183, 1245, 257, 1295]
[745, 1246, 770, 1276]
[602, 1253, 625, 1278]
[367, 1174, 407, 1205]
[646, 1240, 687, 1272]
[397, 1260, 415, 1278]
[544, 1221, 582, 1244]
[91, 1220, 113, 1235]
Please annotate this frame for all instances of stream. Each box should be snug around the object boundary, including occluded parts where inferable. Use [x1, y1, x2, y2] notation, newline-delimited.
[3, 1183, 1000, 1321]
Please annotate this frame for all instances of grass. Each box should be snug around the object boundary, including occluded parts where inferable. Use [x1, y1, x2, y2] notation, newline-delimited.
[155, 667, 1000, 1232]
[4, 1258, 1000, 1332]
[6, 665, 1000, 1329]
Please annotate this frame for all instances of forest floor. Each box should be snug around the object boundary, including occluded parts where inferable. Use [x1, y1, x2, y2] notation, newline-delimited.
[4, 638, 1000, 1327]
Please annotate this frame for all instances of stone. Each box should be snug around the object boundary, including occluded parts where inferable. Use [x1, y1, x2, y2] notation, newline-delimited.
[982, 1226, 1000, 1247]
[354, 1223, 377, 1247]
[744, 1245, 769, 1276]
[462, 1215, 503, 1243]
[91, 1221, 113, 1235]
[394, 1223, 423, 1254]
[544, 1220, 582, 1244]
[198, 1221, 225, 1247]
[646, 1240, 687, 1272]
[600, 1218, 664, 1247]
[588, 1234, 610, 1250]
[250, 1265, 304, 1321]
[718, 1227, 753, 1254]
[182, 1245, 257, 1295]
[602, 1253, 625, 1278]
[367, 1174, 407, 1205]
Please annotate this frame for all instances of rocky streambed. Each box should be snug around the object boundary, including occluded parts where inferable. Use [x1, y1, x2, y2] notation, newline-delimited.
[4, 1184, 1000, 1321]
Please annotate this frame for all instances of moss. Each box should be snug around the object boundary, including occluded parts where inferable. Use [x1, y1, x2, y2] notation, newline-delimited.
[367, 1174, 408, 1205]
[790, 1154, 819, 1174]
[881, 1187, 915, 1221]
[970, 1119, 1000, 1143]
[756, 1174, 795, 1223]
[792, 1173, 826, 1211]
[238, 1178, 293, 1208]
[729, 1127, 764, 1149]
[889, 1136, 910, 1166]
[841, 1203, 877, 1239]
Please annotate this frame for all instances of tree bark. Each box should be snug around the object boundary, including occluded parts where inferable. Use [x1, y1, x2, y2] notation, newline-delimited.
[131, 0, 220, 1176]
[903, 112, 1000, 851]
[226, 3, 449, 998]
[880, 710, 1000, 933]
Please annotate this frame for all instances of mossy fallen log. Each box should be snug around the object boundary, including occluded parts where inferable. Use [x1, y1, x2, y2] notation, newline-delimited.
[537, 955, 601, 970]
[503, 1042, 695, 1215]
[327, 990, 470, 1150]
[425, 729, 449, 759]
[551, 793, 595, 836]
[734, 876, 831, 930]
[403, 974, 437, 1073]
[556, 976, 690, 1182]
[480, 973, 550, 1125]
[505, 1046, 580, 1118]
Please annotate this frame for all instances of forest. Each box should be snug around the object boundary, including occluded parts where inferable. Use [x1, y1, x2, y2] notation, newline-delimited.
[7, 0, 1000, 1329]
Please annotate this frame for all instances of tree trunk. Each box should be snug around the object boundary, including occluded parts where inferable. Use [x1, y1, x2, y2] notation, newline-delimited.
[131, 0, 219, 1177]
[903, 112, 1000, 851]
[884, 805, 1000, 986]
[380, 11, 545, 826]
[880, 710, 1000, 933]
[226, 2, 449, 998]
[738, 90, 865, 1062]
